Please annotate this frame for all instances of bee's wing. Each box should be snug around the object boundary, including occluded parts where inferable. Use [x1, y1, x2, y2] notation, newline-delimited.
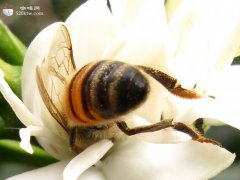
[36, 24, 76, 132]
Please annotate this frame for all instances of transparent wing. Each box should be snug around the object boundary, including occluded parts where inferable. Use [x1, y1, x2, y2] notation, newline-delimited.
[36, 24, 76, 132]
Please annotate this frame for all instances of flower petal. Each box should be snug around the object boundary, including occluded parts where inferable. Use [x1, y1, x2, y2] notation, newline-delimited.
[1, 68, 72, 159]
[132, 79, 167, 123]
[99, 139, 235, 180]
[36, 136, 74, 161]
[63, 140, 113, 180]
[7, 160, 106, 180]
[206, 66, 240, 102]
[177, 66, 240, 128]
[165, 0, 183, 21]
[172, 98, 225, 125]
[20, 23, 75, 159]
[7, 160, 69, 180]
[0, 70, 41, 126]
[168, 0, 240, 87]
[110, 0, 166, 36]
[236, 48, 240, 57]
[77, 166, 106, 180]
[65, 0, 115, 68]
[104, 0, 168, 70]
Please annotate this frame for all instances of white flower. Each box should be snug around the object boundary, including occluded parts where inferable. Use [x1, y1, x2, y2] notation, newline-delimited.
[0, 0, 240, 179]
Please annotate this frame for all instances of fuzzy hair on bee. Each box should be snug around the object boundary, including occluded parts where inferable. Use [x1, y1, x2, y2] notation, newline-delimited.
[66, 60, 150, 125]
[36, 24, 221, 153]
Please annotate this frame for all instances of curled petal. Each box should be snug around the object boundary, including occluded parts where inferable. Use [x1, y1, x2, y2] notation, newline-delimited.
[63, 140, 113, 180]
[0, 70, 41, 126]
[98, 139, 235, 180]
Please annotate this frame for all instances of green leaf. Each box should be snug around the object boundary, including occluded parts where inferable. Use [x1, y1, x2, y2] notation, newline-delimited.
[0, 21, 24, 137]
[0, 58, 22, 98]
[0, 20, 26, 65]
[0, 139, 57, 166]
[232, 56, 240, 65]
[0, 115, 5, 130]
[0, 60, 23, 139]
[0, 98, 23, 139]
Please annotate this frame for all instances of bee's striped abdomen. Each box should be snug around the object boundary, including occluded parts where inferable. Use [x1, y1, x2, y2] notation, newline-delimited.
[66, 60, 149, 125]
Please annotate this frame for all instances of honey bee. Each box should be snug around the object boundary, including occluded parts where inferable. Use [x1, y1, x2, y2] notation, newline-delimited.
[36, 24, 220, 153]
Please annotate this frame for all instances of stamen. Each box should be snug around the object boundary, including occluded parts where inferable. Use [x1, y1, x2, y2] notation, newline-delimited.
[19, 125, 67, 154]
[19, 127, 34, 154]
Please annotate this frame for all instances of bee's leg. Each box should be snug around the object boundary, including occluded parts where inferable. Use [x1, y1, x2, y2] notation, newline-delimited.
[172, 122, 221, 146]
[117, 120, 221, 146]
[117, 119, 173, 135]
[138, 66, 213, 99]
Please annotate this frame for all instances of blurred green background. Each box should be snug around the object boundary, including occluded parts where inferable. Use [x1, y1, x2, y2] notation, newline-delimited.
[0, 0, 240, 179]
